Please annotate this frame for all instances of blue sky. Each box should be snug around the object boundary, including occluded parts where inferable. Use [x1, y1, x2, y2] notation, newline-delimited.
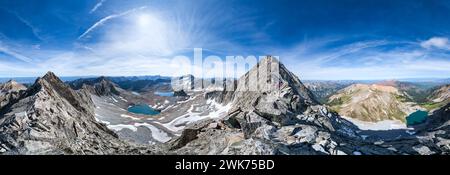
[0, 0, 449, 80]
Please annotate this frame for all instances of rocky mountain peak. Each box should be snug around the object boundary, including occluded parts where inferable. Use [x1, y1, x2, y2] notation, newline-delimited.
[27, 71, 93, 114]
[94, 77, 120, 96]
[170, 57, 363, 155]
[0, 80, 27, 110]
[95, 76, 113, 85]
[236, 56, 316, 103]
[38, 71, 71, 91]
[189, 56, 321, 142]
[42, 71, 60, 82]
[68, 76, 120, 96]
[230, 56, 318, 126]
[0, 72, 153, 154]
[0, 80, 26, 93]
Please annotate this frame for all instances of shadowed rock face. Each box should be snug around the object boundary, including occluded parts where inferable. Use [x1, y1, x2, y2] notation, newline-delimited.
[428, 85, 450, 103]
[0, 72, 155, 154]
[426, 103, 450, 130]
[69, 76, 121, 96]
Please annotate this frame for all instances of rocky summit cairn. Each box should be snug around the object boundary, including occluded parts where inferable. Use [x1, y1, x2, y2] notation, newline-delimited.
[0, 72, 154, 154]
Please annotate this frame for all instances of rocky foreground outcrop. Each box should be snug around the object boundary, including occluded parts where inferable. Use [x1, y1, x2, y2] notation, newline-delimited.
[0, 72, 156, 154]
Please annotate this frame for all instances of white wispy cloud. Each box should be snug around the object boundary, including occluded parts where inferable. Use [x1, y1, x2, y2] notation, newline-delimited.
[277, 38, 450, 80]
[295, 59, 450, 80]
[314, 40, 388, 64]
[0, 43, 33, 63]
[79, 2, 260, 59]
[1, 2, 449, 80]
[420, 37, 450, 50]
[90, 0, 106, 14]
[8, 3, 247, 77]
[78, 6, 147, 39]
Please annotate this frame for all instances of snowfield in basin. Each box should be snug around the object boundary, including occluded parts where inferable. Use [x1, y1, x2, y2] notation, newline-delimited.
[341, 116, 411, 131]
[155, 99, 232, 132]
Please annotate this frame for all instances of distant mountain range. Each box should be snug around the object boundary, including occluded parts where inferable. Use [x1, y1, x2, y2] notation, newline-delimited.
[2, 76, 448, 86]
[0, 75, 171, 84]
[1, 57, 449, 155]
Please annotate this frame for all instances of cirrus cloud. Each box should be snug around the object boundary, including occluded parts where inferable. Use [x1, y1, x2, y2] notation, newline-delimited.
[420, 37, 450, 50]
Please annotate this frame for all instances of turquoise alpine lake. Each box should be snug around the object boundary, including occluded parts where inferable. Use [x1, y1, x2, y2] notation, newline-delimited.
[406, 110, 428, 126]
[155, 91, 174, 97]
[127, 104, 160, 115]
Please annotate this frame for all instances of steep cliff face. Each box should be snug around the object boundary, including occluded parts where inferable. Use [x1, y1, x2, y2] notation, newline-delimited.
[426, 103, 450, 130]
[0, 72, 154, 154]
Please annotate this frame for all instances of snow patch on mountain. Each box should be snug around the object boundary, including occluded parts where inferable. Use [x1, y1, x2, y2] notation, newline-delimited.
[134, 123, 172, 143]
[120, 114, 141, 120]
[341, 116, 409, 130]
[107, 124, 138, 132]
[156, 99, 232, 132]
[106, 122, 172, 143]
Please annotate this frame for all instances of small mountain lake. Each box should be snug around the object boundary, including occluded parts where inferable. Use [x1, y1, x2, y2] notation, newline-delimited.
[127, 104, 160, 115]
[154, 91, 174, 97]
[406, 110, 428, 126]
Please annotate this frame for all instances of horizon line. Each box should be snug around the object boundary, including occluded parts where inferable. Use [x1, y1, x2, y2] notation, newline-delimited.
[0, 74, 449, 82]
